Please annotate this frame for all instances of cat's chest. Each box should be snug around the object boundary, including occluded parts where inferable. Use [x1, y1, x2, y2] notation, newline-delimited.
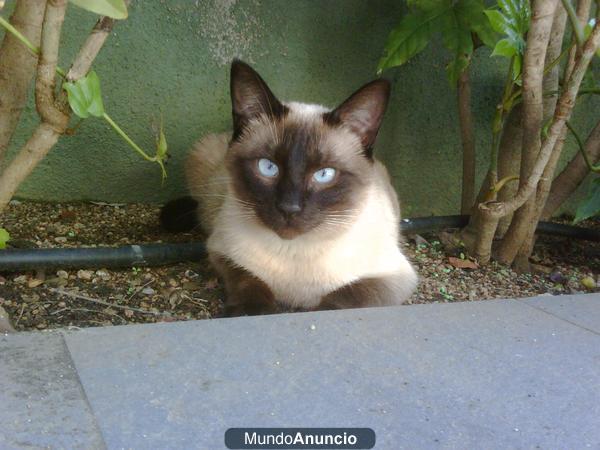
[207, 199, 404, 308]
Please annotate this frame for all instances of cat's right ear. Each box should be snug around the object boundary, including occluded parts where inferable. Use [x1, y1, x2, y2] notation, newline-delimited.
[230, 59, 285, 139]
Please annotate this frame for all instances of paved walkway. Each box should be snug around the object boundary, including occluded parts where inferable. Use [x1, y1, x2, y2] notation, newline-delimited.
[1, 294, 599, 449]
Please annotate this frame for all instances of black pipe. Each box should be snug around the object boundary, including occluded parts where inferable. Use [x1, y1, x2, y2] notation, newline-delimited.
[0, 243, 206, 272]
[0, 216, 597, 272]
[400, 215, 600, 240]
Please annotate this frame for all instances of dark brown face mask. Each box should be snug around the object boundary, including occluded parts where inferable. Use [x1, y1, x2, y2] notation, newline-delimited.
[227, 59, 391, 239]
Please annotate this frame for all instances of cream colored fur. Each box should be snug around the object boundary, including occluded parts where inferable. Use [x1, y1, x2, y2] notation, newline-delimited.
[185, 104, 417, 309]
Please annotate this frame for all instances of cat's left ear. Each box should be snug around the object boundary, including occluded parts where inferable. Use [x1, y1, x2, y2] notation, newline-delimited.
[325, 79, 391, 152]
[230, 59, 285, 139]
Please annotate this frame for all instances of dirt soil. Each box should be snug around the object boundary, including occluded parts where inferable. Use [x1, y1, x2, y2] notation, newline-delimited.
[0, 201, 598, 332]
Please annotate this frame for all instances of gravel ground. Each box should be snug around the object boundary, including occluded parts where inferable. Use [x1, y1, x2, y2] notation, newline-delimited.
[0, 201, 598, 331]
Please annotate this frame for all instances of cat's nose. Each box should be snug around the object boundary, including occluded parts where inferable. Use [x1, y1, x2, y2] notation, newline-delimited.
[277, 200, 302, 216]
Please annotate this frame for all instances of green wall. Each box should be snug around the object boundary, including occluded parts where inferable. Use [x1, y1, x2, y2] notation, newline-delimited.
[2, 0, 599, 216]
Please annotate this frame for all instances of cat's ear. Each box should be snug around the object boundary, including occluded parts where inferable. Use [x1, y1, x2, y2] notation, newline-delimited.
[230, 59, 285, 138]
[325, 79, 391, 152]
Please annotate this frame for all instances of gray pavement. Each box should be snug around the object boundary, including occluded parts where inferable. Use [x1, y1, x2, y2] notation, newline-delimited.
[1, 294, 599, 450]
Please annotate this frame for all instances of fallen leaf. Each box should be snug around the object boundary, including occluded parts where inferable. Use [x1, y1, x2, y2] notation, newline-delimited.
[28, 278, 44, 288]
[448, 256, 479, 270]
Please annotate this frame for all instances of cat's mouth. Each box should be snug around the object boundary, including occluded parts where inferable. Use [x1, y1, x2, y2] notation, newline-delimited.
[275, 226, 303, 240]
[270, 216, 314, 240]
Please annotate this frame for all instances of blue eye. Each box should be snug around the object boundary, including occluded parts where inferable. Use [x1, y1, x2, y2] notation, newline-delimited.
[257, 158, 279, 177]
[313, 167, 336, 184]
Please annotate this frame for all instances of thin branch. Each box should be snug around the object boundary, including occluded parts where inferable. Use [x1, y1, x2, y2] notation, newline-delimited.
[0, 14, 40, 55]
[457, 68, 476, 213]
[49, 288, 168, 316]
[66, 0, 131, 81]
[543, 119, 600, 217]
[566, 120, 600, 172]
[561, 0, 585, 48]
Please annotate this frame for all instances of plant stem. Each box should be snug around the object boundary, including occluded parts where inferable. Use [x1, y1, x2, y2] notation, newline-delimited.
[1, 13, 166, 181]
[102, 112, 166, 179]
[544, 44, 570, 75]
[561, 0, 585, 48]
[1, 14, 67, 77]
[566, 120, 600, 172]
[486, 175, 520, 201]
[489, 57, 516, 178]
[0, 14, 39, 55]
[102, 112, 153, 161]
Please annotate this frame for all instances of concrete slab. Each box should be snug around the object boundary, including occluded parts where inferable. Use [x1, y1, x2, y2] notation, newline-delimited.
[0, 331, 104, 449]
[523, 293, 600, 334]
[61, 295, 600, 450]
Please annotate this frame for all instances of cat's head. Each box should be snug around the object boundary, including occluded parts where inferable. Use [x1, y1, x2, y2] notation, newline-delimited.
[226, 60, 390, 240]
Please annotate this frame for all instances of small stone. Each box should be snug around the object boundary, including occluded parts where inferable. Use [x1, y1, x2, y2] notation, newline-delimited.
[142, 287, 155, 296]
[168, 278, 178, 287]
[44, 277, 68, 288]
[182, 281, 202, 291]
[581, 276, 596, 290]
[58, 301, 67, 308]
[54, 236, 68, 243]
[9, 199, 21, 206]
[77, 270, 93, 281]
[36, 322, 47, 330]
[549, 271, 567, 284]
[23, 294, 40, 303]
[95, 270, 111, 281]
[13, 275, 28, 284]
[57, 270, 69, 279]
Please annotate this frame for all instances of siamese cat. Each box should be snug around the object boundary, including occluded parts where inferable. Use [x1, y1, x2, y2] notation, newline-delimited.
[161, 60, 417, 316]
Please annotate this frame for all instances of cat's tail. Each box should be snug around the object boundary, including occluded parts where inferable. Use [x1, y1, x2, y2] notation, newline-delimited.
[159, 196, 199, 233]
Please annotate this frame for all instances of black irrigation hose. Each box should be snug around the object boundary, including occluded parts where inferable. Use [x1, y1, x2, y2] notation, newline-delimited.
[0, 215, 598, 272]
[0, 243, 207, 272]
[401, 215, 600, 241]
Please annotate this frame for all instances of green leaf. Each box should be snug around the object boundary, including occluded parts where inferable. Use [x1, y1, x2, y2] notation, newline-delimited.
[574, 177, 600, 223]
[440, 4, 474, 86]
[407, 0, 445, 11]
[0, 228, 10, 250]
[484, 10, 508, 34]
[491, 37, 517, 57]
[458, 0, 497, 48]
[377, 5, 449, 73]
[68, 0, 128, 19]
[156, 120, 168, 159]
[512, 54, 522, 80]
[63, 71, 105, 119]
[484, 0, 529, 60]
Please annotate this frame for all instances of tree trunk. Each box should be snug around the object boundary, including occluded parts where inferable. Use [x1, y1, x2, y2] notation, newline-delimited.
[458, 68, 476, 214]
[511, 3, 568, 268]
[0, 0, 47, 162]
[0, 123, 62, 208]
[496, 0, 559, 268]
[0, 1, 124, 212]
[495, 105, 523, 237]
